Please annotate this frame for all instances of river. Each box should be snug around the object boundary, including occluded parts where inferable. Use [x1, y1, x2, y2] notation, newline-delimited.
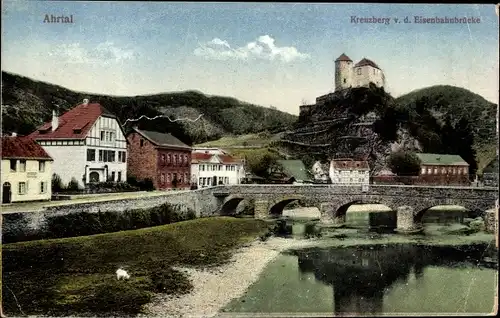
[218, 207, 498, 316]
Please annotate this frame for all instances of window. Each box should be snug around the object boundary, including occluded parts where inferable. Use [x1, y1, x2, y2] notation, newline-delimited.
[140, 139, 144, 147]
[421, 167, 426, 175]
[224, 177, 229, 184]
[10, 160, 17, 172]
[173, 173, 177, 181]
[99, 150, 104, 162]
[427, 168, 431, 174]
[199, 177, 203, 185]
[441, 167, 446, 174]
[100, 131, 105, 141]
[161, 154, 166, 163]
[117, 171, 122, 182]
[109, 132, 115, 142]
[218, 165, 222, 171]
[122, 151, 126, 163]
[39, 161, 46, 172]
[200, 165, 204, 171]
[40, 181, 46, 193]
[433, 168, 438, 174]
[161, 173, 165, 184]
[179, 174, 183, 183]
[19, 160, 26, 172]
[226, 165, 229, 171]
[349, 178, 353, 182]
[110, 171, 115, 181]
[373, 69, 376, 75]
[358, 178, 363, 182]
[118, 152, 122, 162]
[338, 178, 341, 182]
[18, 182, 26, 194]
[174, 155, 178, 165]
[343, 78, 346, 83]
[87, 149, 96, 161]
[184, 155, 188, 164]
[357, 68, 361, 75]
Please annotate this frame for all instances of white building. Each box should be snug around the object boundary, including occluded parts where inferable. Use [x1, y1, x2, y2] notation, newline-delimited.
[29, 99, 127, 189]
[335, 53, 385, 91]
[1, 135, 53, 203]
[329, 159, 370, 185]
[191, 148, 245, 188]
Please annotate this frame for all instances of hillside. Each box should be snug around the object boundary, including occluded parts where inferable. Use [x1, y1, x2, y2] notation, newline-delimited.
[396, 85, 497, 172]
[277, 84, 497, 175]
[1, 71, 297, 145]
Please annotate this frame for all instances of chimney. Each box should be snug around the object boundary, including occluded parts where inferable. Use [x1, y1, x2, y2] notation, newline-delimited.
[52, 110, 59, 132]
[83, 98, 89, 106]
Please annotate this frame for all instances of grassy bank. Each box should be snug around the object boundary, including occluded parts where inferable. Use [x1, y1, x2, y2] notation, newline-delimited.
[2, 217, 269, 317]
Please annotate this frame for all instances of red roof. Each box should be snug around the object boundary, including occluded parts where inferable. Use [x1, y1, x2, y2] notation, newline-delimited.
[335, 53, 352, 62]
[1, 136, 53, 160]
[29, 102, 118, 140]
[331, 160, 369, 170]
[191, 152, 243, 164]
[354, 58, 381, 70]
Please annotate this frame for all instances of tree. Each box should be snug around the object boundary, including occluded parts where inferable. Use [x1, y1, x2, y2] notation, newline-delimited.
[387, 151, 421, 176]
[246, 151, 280, 178]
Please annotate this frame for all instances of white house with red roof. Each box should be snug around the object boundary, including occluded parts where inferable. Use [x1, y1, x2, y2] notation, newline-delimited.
[29, 99, 127, 189]
[1, 135, 53, 203]
[334, 53, 385, 91]
[329, 159, 370, 185]
[191, 148, 245, 187]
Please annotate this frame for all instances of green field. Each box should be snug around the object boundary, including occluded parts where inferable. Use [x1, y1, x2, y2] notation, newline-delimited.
[2, 217, 268, 317]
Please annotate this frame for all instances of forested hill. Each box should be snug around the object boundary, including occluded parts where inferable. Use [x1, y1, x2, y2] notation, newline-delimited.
[395, 85, 497, 171]
[1, 71, 297, 145]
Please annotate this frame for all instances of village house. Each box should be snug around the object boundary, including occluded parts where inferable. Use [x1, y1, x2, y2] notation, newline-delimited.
[1, 135, 53, 203]
[329, 159, 370, 185]
[311, 161, 331, 183]
[29, 99, 128, 189]
[416, 153, 469, 177]
[126, 127, 192, 190]
[191, 148, 245, 188]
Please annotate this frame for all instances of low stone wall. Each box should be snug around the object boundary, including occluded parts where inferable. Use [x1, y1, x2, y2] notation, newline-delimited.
[2, 188, 221, 243]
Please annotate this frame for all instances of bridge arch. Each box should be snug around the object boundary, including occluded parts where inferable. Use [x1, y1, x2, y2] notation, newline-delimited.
[269, 196, 305, 216]
[413, 199, 496, 225]
[220, 195, 246, 216]
[333, 198, 397, 219]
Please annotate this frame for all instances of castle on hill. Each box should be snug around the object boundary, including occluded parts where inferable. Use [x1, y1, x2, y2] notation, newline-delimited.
[300, 53, 386, 115]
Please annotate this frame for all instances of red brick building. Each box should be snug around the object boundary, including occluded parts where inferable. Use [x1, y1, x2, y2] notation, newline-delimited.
[126, 127, 191, 190]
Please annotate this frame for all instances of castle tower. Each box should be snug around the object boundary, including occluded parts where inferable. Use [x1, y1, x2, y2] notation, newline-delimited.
[335, 53, 353, 91]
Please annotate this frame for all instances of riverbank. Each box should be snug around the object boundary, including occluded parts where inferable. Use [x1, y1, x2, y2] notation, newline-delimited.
[1, 217, 269, 317]
[140, 224, 496, 318]
[140, 237, 319, 317]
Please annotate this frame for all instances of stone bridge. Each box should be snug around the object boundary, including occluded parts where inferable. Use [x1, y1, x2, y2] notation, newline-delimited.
[210, 184, 498, 233]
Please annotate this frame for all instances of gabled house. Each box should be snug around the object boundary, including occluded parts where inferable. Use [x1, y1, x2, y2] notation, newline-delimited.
[329, 159, 370, 184]
[29, 99, 128, 188]
[191, 148, 245, 188]
[127, 127, 192, 190]
[1, 135, 53, 203]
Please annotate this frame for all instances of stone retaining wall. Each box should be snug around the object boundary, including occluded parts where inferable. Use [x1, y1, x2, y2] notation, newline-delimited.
[2, 188, 221, 243]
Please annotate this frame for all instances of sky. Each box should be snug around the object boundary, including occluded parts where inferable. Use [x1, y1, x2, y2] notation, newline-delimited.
[2, 1, 499, 115]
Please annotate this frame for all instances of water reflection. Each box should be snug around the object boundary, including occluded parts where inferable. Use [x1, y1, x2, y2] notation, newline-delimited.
[294, 244, 497, 315]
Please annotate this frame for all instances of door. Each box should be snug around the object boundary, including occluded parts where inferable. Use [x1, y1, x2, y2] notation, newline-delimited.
[89, 171, 100, 182]
[2, 182, 12, 204]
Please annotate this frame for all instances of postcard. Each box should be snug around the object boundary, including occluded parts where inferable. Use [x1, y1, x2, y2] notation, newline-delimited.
[1, 1, 498, 317]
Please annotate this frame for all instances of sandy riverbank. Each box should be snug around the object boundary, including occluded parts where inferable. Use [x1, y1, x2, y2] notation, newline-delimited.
[140, 237, 318, 318]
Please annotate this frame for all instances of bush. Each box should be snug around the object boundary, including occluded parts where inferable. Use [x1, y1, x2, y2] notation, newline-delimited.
[67, 177, 80, 191]
[52, 173, 64, 192]
[304, 221, 322, 239]
[387, 151, 422, 176]
[39, 203, 197, 241]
